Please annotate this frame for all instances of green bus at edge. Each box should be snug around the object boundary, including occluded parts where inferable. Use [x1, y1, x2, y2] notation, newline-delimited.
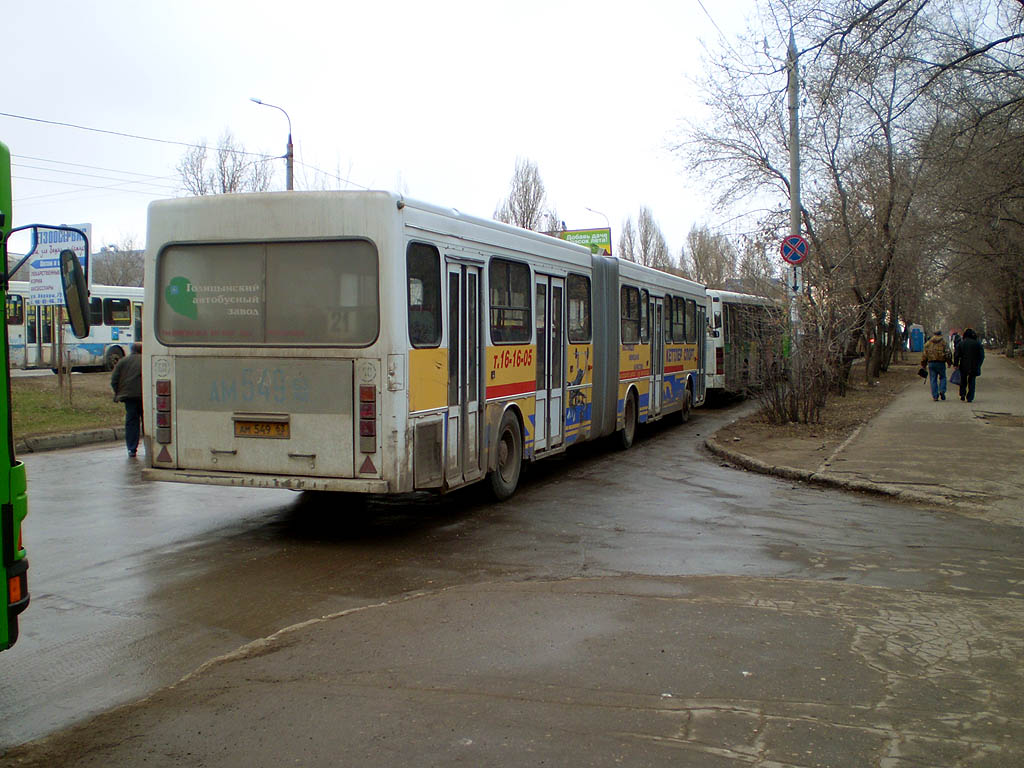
[1, 140, 90, 651]
[1, 140, 29, 651]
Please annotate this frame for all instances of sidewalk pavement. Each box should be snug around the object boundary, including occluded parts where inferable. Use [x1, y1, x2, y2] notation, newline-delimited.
[707, 353, 1024, 527]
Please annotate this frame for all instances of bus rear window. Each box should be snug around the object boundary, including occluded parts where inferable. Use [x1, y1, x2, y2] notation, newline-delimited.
[156, 240, 379, 346]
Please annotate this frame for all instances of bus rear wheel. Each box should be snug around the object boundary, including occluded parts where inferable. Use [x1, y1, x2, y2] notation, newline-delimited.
[104, 347, 124, 371]
[619, 391, 637, 450]
[490, 411, 522, 501]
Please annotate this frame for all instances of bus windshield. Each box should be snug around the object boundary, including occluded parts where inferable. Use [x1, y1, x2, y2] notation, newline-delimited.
[156, 239, 379, 346]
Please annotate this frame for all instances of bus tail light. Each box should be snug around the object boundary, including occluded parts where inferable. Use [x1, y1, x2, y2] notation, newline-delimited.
[716, 348, 724, 376]
[8, 573, 23, 605]
[358, 385, 376, 454]
[156, 379, 172, 444]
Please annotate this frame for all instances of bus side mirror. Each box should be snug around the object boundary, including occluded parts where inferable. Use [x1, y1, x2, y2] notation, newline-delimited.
[60, 249, 90, 339]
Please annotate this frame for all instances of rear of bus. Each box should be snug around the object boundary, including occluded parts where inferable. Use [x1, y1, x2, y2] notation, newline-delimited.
[142, 191, 404, 493]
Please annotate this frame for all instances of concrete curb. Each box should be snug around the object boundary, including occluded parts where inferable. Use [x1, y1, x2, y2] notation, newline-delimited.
[16, 427, 125, 454]
[704, 437, 954, 509]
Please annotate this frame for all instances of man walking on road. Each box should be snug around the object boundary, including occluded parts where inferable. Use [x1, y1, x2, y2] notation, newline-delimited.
[954, 328, 985, 402]
[920, 330, 952, 401]
[111, 342, 143, 457]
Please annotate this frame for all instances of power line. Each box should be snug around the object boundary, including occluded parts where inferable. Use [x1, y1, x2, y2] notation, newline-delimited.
[0, 110, 273, 158]
[13, 175, 175, 201]
[293, 159, 370, 191]
[4, 110, 378, 198]
[13, 163, 179, 190]
[13, 153, 179, 179]
[694, 0, 739, 57]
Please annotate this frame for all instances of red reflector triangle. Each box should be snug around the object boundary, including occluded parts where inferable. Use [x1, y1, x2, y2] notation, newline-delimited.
[359, 456, 377, 474]
[157, 446, 172, 463]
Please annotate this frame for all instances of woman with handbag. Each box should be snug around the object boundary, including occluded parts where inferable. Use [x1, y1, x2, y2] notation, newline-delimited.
[953, 327, 985, 402]
[919, 330, 952, 401]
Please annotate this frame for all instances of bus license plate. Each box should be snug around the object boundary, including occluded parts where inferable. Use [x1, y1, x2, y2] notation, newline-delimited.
[234, 421, 290, 439]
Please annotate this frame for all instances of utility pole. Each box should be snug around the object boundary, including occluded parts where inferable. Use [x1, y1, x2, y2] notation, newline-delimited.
[788, 31, 801, 246]
[787, 30, 803, 409]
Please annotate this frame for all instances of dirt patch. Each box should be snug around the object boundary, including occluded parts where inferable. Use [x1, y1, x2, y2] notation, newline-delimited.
[713, 362, 919, 473]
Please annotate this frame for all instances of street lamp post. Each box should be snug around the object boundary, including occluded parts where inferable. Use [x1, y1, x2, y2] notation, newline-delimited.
[585, 206, 610, 229]
[250, 97, 293, 191]
[585, 207, 612, 256]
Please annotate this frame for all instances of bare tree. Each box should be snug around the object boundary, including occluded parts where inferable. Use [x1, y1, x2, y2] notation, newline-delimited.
[684, 225, 737, 288]
[619, 207, 672, 271]
[494, 157, 558, 231]
[92, 236, 143, 286]
[618, 218, 637, 262]
[177, 130, 275, 196]
[677, 0, 1013, 391]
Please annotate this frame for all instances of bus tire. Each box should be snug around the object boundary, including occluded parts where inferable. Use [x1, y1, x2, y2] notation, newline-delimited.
[619, 390, 637, 450]
[679, 385, 692, 424]
[104, 347, 124, 371]
[490, 410, 522, 501]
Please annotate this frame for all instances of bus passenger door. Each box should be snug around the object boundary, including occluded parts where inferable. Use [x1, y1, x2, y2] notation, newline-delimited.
[534, 274, 564, 452]
[445, 262, 483, 485]
[650, 298, 664, 418]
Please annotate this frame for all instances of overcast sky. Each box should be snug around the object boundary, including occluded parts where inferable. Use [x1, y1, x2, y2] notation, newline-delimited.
[5, 0, 757, 258]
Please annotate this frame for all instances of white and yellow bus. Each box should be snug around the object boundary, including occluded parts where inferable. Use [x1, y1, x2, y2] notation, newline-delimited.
[141, 191, 705, 499]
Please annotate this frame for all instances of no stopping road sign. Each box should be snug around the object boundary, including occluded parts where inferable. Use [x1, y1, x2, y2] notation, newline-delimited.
[780, 235, 808, 265]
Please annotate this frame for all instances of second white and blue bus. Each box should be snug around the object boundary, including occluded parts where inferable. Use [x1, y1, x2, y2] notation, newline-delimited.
[5, 281, 143, 370]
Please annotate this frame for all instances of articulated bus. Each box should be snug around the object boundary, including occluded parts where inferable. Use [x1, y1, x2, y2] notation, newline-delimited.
[705, 289, 774, 397]
[141, 191, 705, 500]
[6, 281, 143, 370]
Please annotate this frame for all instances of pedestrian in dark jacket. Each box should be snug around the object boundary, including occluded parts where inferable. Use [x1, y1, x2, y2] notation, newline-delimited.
[953, 328, 985, 403]
[110, 342, 143, 457]
[919, 330, 952, 401]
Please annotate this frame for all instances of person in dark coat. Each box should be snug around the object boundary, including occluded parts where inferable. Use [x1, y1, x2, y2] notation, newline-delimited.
[110, 342, 143, 457]
[953, 328, 985, 403]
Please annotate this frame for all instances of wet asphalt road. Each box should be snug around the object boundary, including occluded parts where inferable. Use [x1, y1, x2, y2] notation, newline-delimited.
[1, 401, 1022, 753]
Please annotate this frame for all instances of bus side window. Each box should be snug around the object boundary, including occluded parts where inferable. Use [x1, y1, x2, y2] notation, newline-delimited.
[663, 294, 679, 342]
[103, 298, 131, 326]
[620, 285, 640, 344]
[686, 299, 697, 343]
[90, 297, 103, 326]
[567, 274, 591, 343]
[639, 289, 649, 343]
[6, 295, 23, 326]
[133, 302, 143, 339]
[406, 242, 441, 347]
[488, 258, 530, 344]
